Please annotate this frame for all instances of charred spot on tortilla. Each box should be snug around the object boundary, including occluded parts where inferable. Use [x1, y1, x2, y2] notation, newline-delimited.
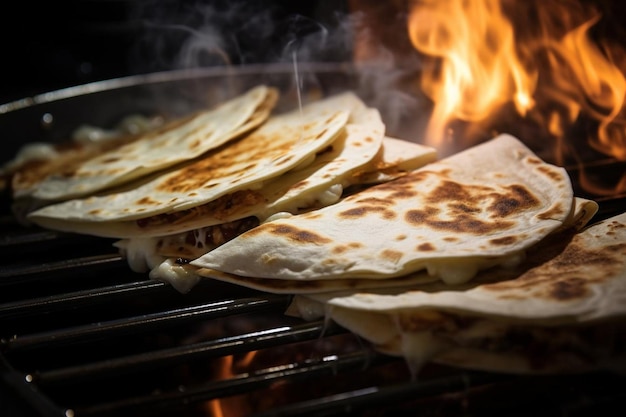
[487, 185, 540, 217]
[417, 243, 436, 251]
[381, 249, 403, 263]
[261, 223, 332, 245]
[135, 197, 160, 205]
[338, 205, 396, 220]
[332, 242, 364, 254]
[404, 208, 515, 234]
[489, 236, 518, 245]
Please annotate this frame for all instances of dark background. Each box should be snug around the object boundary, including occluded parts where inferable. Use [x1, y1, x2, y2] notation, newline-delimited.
[3, 0, 625, 106]
[0, 0, 353, 105]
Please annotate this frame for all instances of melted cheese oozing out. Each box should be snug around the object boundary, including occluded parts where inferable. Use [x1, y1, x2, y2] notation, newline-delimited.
[114, 237, 165, 273]
[115, 238, 201, 293]
[399, 331, 451, 376]
[149, 258, 201, 293]
[426, 251, 526, 285]
[1, 143, 59, 172]
[72, 115, 163, 144]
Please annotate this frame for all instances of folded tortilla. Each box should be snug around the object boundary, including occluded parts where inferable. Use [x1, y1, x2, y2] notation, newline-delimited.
[30, 85, 278, 201]
[191, 134, 576, 285]
[128, 136, 437, 292]
[27, 92, 359, 237]
[194, 197, 598, 294]
[286, 211, 626, 375]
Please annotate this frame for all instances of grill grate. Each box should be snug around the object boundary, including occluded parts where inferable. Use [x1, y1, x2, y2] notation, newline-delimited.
[2, 204, 626, 417]
[1, 65, 625, 416]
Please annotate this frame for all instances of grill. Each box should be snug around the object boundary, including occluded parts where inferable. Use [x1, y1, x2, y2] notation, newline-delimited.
[1, 64, 626, 417]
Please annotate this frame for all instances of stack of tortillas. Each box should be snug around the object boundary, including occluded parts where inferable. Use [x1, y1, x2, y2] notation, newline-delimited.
[19, 87, 437, 291]
[8, 85, 624, 375]
[188, 132, 626, 375]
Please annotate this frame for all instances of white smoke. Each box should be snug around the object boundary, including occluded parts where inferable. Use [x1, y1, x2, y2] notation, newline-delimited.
[127, 0, 427, 140]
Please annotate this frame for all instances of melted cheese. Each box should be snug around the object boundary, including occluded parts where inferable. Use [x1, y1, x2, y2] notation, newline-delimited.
[149, 258, 201, 293]
[114, 237, 165, 273]
[426, 251, 526, 285]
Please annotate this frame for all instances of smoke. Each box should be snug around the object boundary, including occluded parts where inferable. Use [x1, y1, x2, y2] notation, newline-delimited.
[127, 0, 355, 72]
[126, 0, 426, 139]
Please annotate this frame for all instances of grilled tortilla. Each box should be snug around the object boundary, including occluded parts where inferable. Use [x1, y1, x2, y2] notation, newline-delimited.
[191, 134, 575, 285]
[27, 92, 362, 237]
[195, 197, 598, 294]
[30, 85, 278, 201]
[286, 210, 626, 375]
[121, 135, 437, 292]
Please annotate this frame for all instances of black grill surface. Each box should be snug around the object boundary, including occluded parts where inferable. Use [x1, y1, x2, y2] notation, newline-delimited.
[1, 196, 626, 417]
[2, 66, 626, 417]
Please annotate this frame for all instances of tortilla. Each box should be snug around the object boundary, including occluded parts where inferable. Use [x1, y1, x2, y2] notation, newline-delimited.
[2, 114, 162, 200]
[191, 134, 575, 285]
[286, 211, 626, 374]
[30, 85, 278, 201]
[27, 92, 354, 237]
[194, 197, 597, 295]
[117, 133, 437, 292]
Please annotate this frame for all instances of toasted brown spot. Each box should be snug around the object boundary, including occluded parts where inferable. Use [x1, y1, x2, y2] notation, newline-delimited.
[417, 243, 435, 251]
[355, 197, 393, 206]
[537, 165, 564, 181]
[405, 207, 514, 234]
[332, 242, 363, 254]
[489, 236, 517, 245]
[537, 203, 567, 220]
[339, 205, 396, 220]
[262, 224, 332, 245]
[487, 185, 540, 217]
[189, 139, 202, 150]
[380, 249, 403, 263]
[135, 197, 160, 205]
[88, 209, 102, 215]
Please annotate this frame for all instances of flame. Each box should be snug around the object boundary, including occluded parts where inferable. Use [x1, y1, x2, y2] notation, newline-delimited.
[205, 351, 258, 417]
[406, 0, 626, 175]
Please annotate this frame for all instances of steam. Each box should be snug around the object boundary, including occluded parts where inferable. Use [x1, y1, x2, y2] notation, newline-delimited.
[127, 1, 425, 138]
[128, 1, 354, 71]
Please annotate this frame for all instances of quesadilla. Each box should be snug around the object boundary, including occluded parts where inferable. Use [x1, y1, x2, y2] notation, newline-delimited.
[190, 134, 576, 285]
[27, 92, 355, 237]
[27, 92, 438, 292]
[194, 197, 598, 294]
[286, 210, 626, 375]
[29, 85, 278, 201]
[123, 135, 437, 292]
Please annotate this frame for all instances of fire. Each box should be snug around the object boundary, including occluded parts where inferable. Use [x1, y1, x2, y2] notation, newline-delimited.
[406, 0, 626, 170]
[205, 351, 258, 417]
[407, 0, 537, 148]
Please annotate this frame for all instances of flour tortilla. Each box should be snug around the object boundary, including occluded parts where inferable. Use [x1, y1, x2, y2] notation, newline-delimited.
[191, 134, 575, 285]
[31, 85, 278, 201]
[115, 133, 436, 293]
[27, 92, 397, 239]
[286, 210, 626, 374]
[194, 196, 597, 294]
[125, 135, 436, 258]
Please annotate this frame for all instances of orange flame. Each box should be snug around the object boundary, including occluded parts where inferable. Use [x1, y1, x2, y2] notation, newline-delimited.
[205, 351, 258, 417]
[407, 0, 626, 171]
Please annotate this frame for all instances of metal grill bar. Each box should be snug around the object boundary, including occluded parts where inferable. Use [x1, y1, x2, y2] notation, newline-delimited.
[70, 350, 387, 417]
[3, 294, 291, 353]
[34, 320, 346, 386]
[0, 254, 125, 285]
[0, 280, 166, 319]
[250, 371, 512, 417]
